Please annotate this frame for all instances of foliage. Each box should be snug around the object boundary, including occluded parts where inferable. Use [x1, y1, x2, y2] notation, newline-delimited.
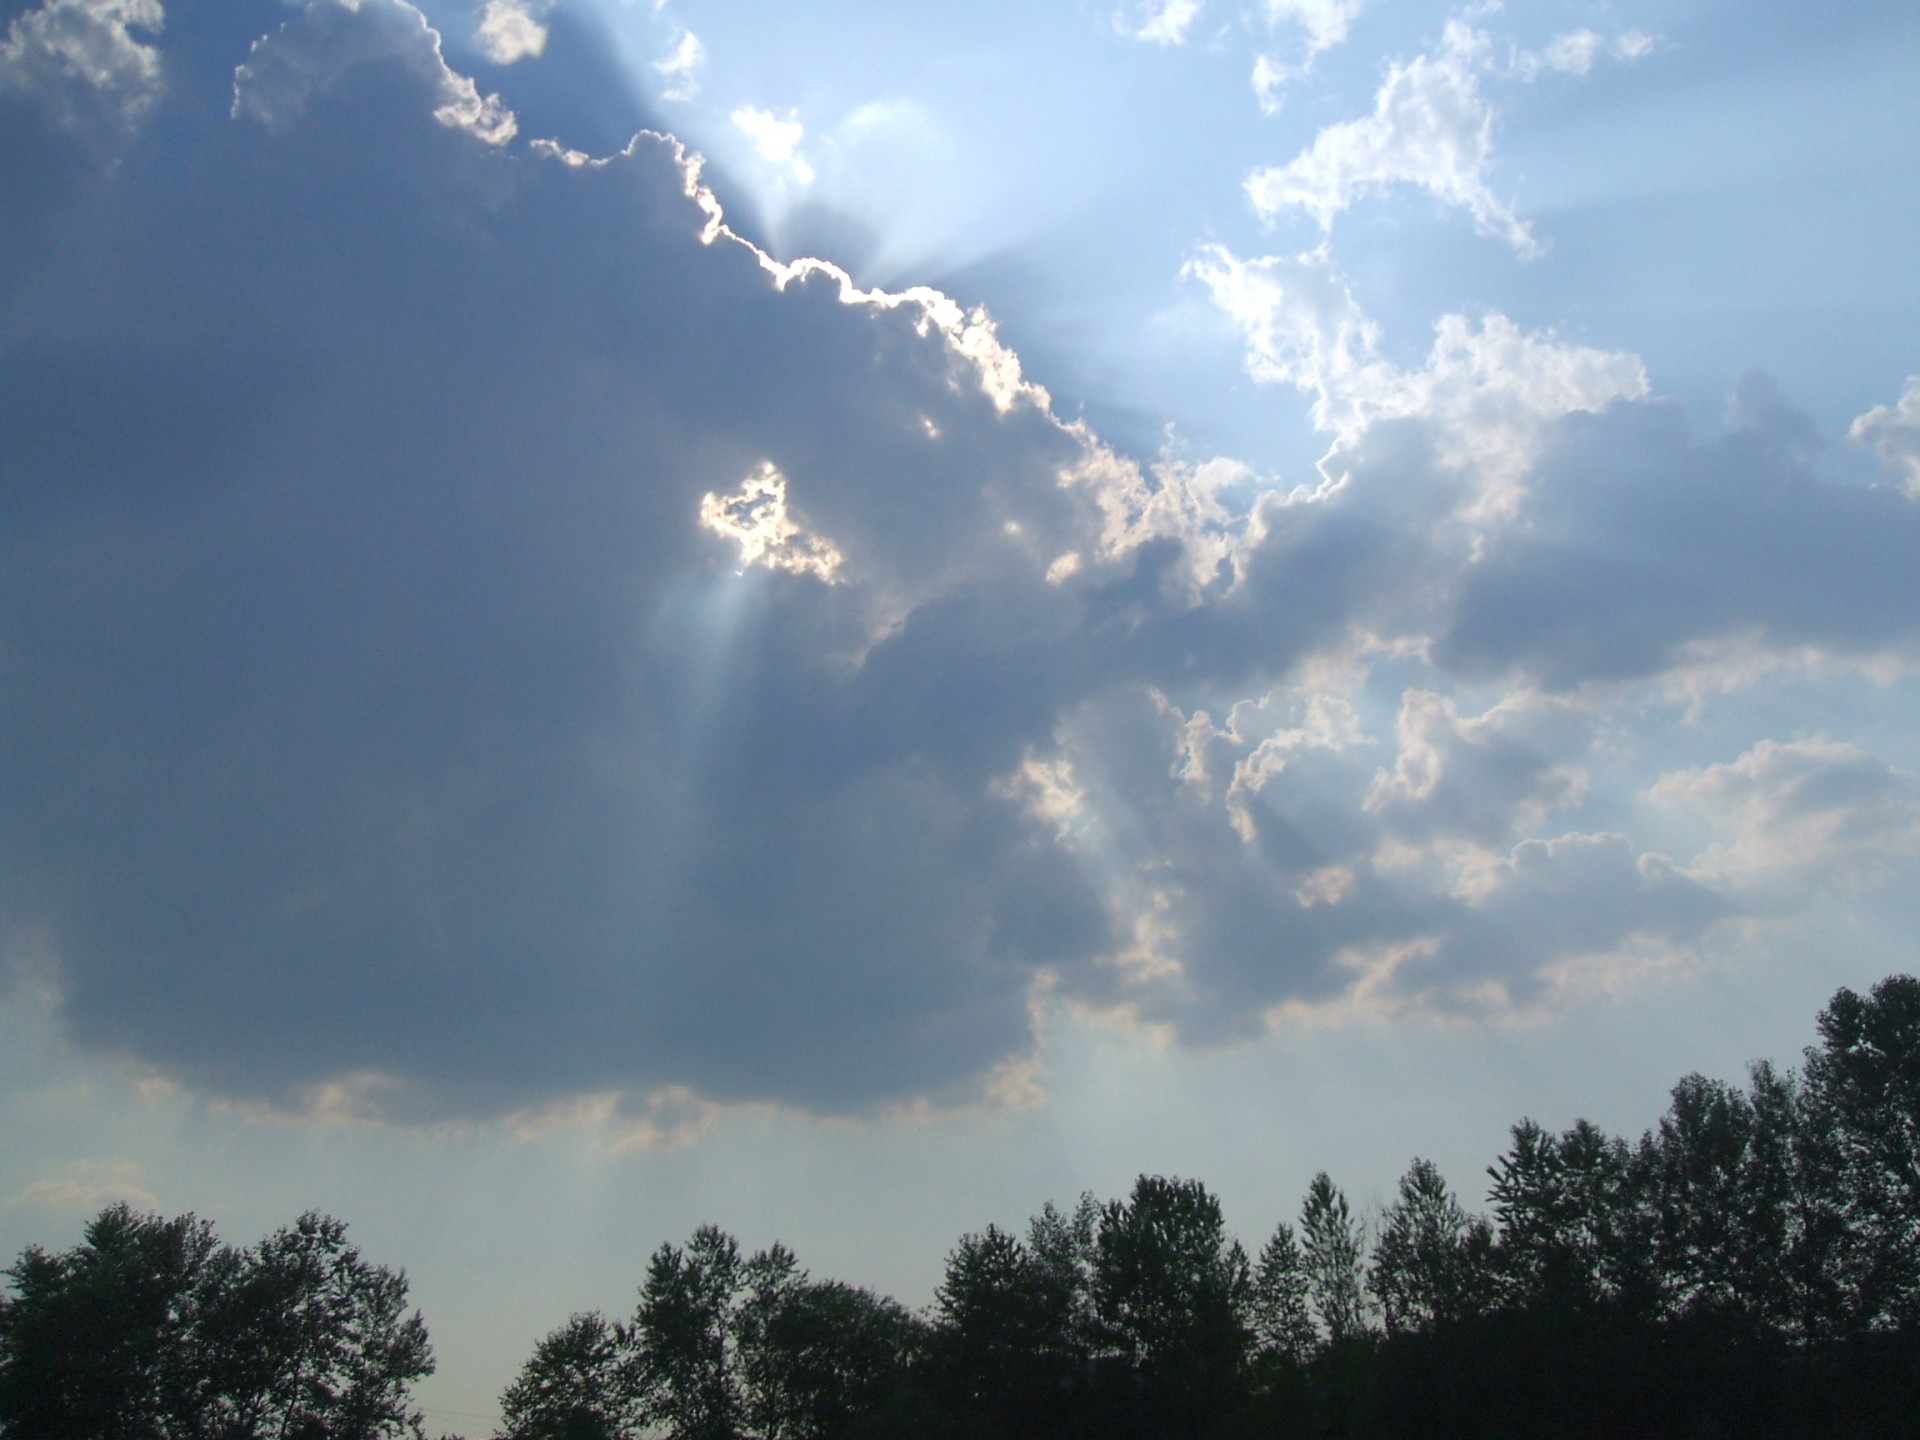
[498, 1312, 636, 1440]
[1090, 1175, 1252, 1435]
[1299, 1171, 1369, 1343]
[1368, 1159, 1494, 1335]
[1250, 1221, 1316, 1365]
[1801, 973, 1920, 1333]
[14, 976, 1920, 1440]
[0, 1204, 432, 1440]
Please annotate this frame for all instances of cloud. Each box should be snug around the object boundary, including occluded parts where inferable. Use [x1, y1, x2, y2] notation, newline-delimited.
[0, 0, 163, 131]
[1120, 0, 1203, 47]
[1245, 21, 1538, 255]
[475, 0, 547, 65]
[16, 1161, 159, 1213]
[1249, 1, 1361, 114]
[4, 0, 1917, 1129]
[1184, 243, 1646, 507]
[653, 26, 702, 102]
[700, 461, 845, 579]
[1435, 378, 1920, 687]
[1512, 28, 1655, 81]
[1, 0, 1124, 1120]
[1364, 690, 1589, 846]
[1191, 244, 1920, 692]
[1026, 683, 1730, 1038]
[1850, 374, 1920, 496]
[234, 0, 515, 143]
[1650, 740, 1920, 897]
[731, 102, 813, 183]
[1263, 0, 1360, 55]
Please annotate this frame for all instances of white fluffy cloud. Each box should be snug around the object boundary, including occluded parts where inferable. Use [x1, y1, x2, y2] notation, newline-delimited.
[1651, 740, 1920, 897]
[1184, 242, 1646, 510]
[0, 0, 163, 130]
[1251, 0, 1362, 107]
[1121, 0, 1203, 47]
[1263, 0, 1360, 55]
[731, 103, 813, 183]
[1246, 21, 1538, 255]
[234, 0, 515, 143]
[1850, 375, 1920, 496]
[475, 0, 547, 64]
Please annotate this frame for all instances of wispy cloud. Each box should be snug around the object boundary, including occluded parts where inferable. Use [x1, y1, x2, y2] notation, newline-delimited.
[654, 26, 703, 101]
[16, 1161, 158, 1213]
[1119, 0, 1204, 47]
[1511, 27, 1654, 81]
[1246, 21, 1538, 255]
[1250, 0, 1361, 112]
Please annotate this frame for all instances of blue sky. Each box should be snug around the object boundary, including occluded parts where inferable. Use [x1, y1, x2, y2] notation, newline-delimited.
[2, 0, 1918, 1428]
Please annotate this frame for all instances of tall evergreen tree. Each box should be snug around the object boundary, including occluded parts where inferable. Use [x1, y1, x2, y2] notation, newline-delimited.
[1250, 1221, 1316, 1365]
[1367, 1158, 1495, 1335]
[1800, 974, 1920, 1333]
[1299, 1173, 1369, 1344]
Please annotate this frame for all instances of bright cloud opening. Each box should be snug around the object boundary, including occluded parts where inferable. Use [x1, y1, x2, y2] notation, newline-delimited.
[699, 462, 844, 580]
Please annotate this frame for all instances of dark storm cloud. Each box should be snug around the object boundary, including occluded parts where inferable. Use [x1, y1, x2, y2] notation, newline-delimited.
[0, 0, 1128, 1118]
[1437, 376, 1920, 688]
[5, 0, 1914, 1123]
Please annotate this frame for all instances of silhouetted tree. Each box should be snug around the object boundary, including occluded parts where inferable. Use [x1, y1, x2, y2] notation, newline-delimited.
[0, 1204, 220, 1440]
[0, 1204, 431, 1440]
[1250, 1221, 1316, 1366]
[1741, 1056, 1846, 1343]
[632, 1225, 743, 1440]
[737, 1278, 920, 1440]
[732, 1243, 805, 1440]
[498, 1312, 637, 1440]
[1488, 1119, 1646, 1316]
[1641, 1070, 1809, 1329]
[1092, 1176, 1251, 1436]
[1367, 1159, 1495, 1335]
[1299, 1173, 1368, 1343]
[1800, 974, 1920, 1334]
[932, 1224, 1078, 1435]
[216, 1212, 433, 1440]
[476, 977, 1920, 1440]
[1025, 1194, 1098, 1359]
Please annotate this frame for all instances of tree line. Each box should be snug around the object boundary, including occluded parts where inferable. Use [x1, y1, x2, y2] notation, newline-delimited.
[4, 975, 1917, 1438]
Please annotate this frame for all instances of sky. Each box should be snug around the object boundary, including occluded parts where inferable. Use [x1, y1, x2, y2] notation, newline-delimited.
[2, 0, 1918, 1428]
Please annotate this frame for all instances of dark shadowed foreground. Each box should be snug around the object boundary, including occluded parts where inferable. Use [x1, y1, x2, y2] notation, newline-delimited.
[5, 976, 1919, 1439]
